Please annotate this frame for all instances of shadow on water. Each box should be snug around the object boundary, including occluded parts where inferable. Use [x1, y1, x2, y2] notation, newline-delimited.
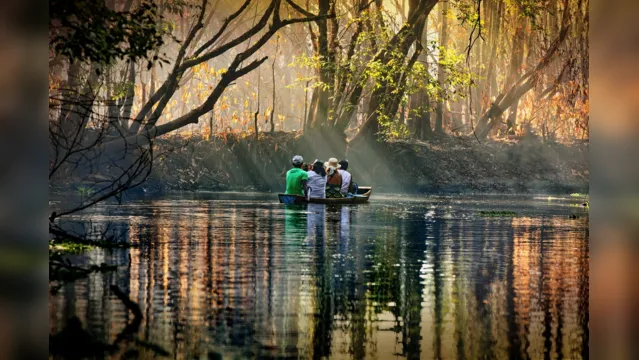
[49, 195, 589, 359]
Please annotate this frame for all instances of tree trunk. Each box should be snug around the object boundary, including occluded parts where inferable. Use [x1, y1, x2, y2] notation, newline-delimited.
[505, 21, 526, 134]
[307, 0, 332, 130]
[270, 35, 279, 133]
[408, 93, 420, 137]
[303, 80, 311, 131]
[408, 14, 433, 140]
[255, 69, 261, 139]
[409, 90, 433, 139]
[435, 1, 448, 134]
[210, 110, 215, 137]
[306, 90, 319, 130]
[120, 61, 136, 132]
[505, 102, 519, 134]
[450, 100, 464, 133]
[485, 0, 504, 100]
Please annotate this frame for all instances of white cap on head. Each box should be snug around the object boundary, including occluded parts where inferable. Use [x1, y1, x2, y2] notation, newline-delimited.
[292, 155, 304, 166]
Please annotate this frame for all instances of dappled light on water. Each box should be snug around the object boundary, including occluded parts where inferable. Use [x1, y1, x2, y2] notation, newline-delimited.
[49, 195, 588, 359]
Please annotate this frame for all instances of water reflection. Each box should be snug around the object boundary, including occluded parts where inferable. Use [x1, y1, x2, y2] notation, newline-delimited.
[50, 197, 589, 359]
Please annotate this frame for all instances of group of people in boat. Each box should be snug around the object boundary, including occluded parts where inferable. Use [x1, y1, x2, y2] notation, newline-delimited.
[285, 155, 358, 200]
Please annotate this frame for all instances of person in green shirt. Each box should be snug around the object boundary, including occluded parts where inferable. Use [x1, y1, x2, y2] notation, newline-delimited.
[285, 155, 308, 197]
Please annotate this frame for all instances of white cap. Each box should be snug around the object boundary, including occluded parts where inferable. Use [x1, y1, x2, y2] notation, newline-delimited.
[292, 155, 304, 166]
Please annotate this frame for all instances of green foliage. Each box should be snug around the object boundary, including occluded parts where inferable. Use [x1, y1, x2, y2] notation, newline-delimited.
[510, 0, 546, 26]
[378, 110, 411, 141]
[437, 46, 474, 98]
[49, 239, 93, 254]
[76, 185, 93, 197]
[371, 41, 472, 140]
[406, 42, 474, 103]
[451, 0, 482, 29]
[110, 80, 136, 101]
[50, 0, 166, 65]
[569, 201, 589, 210]
[287, 54, 326, 89]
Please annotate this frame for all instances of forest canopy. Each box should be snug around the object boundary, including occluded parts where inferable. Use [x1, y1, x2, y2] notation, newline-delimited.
[49, 0, 588, 144]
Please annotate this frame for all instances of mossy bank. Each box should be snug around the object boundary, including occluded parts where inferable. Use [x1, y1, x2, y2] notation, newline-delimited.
[140, 132, 588, 194]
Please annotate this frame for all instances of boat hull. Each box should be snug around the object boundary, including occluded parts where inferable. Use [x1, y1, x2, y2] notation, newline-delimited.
[278, 187, 372, 204]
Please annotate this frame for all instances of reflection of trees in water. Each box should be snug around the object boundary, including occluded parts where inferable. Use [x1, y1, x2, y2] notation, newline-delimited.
[399, 215, 428, 360]
[308, 204, 332, 359]
[49, 203, 588, 359]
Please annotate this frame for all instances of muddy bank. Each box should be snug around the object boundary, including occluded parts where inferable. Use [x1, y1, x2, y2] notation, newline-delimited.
[146, 132, 588, 194]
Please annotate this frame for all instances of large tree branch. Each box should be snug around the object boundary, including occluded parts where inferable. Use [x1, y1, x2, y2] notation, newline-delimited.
[105, 57, 268, 153]
[129, 0, 209, 133]
[142, 0, 209, 130]
[286, 0, 316, 17]
[178, 0, 278, 71]
[181, 1, 333, 71]
[192, 0, 252, 57]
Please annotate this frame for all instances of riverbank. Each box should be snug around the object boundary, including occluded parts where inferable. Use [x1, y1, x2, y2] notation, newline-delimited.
[144, 132, 588, 194]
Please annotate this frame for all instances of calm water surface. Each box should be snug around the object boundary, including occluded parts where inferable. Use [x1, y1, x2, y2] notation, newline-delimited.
[50, 193, 589, 359]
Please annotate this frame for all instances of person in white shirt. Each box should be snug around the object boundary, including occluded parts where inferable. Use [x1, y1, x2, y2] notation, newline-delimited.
[337, 159, 352, 195]
[306, 160, 327, 199]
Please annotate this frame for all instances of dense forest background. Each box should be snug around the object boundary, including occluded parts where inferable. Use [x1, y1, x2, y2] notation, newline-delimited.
[49, 0, 589, 221]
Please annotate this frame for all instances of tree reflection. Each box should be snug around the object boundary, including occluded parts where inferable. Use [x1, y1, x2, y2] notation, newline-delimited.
[50, 201, 588, 359]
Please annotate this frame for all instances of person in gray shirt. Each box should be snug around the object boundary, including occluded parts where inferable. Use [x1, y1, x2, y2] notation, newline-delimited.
[306, 160, 326, 199]
[338, 159, 353, 195]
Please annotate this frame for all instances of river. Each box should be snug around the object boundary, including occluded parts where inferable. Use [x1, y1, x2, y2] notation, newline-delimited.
[49, 192, 589, 359]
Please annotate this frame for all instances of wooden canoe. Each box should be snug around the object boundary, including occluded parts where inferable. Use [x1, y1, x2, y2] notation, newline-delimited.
[278, 186, 372, 204]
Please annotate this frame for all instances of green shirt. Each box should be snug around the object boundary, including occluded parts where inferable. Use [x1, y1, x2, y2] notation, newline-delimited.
[285, 168, 308, 196]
